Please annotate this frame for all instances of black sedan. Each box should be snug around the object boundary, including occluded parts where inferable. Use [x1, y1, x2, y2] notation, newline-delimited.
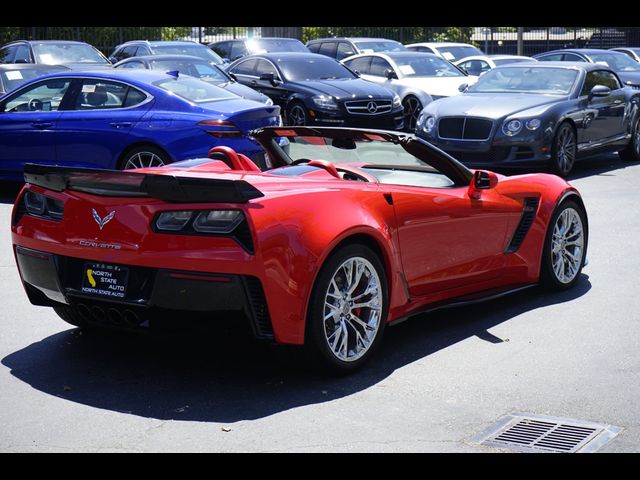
[227, 52, 404, 129]
[0, 64, 69, 95]
[113, 54, 272, 104]
[416, 62, 640, 176]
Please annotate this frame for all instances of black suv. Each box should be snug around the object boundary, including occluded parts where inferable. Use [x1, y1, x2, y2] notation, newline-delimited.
[209, 37, 308, 62]
[227, 52, 403, 129]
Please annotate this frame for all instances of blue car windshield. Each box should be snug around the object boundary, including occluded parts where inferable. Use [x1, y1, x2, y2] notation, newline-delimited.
[154, 76, 238, 103]
[469, 66, 579, 95]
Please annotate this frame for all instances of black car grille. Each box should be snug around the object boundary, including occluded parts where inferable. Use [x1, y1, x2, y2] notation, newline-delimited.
[344, 99, 393, 115]
[438, 117, 493, 140]
[446, 147, 511, 163]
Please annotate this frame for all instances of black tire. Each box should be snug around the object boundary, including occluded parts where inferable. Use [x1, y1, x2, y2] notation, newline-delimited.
[118, 145, 171, 170]
[619, 115, 640, 162]
[53, 305, 88, 328]
[539, 199, 588, 290]
[305, 244, 388, 374]
[402, 95, 423, 132]
[550, 122, 577, 177]
[286, 101, 309, 126]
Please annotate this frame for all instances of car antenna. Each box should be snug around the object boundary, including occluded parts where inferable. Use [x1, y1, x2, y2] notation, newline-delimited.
[166, 70, 179, 78]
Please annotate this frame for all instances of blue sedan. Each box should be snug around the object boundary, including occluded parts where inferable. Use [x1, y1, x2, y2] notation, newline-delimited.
[0, 69, 281, 180]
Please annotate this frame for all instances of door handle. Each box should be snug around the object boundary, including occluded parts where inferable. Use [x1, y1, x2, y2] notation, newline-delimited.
[109, 122, 133, 128]
[250, 80, 258, 86]
[31, 122, 53, 129]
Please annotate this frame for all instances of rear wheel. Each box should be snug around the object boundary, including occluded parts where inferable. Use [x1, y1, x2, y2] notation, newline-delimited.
[306, 244, 388, 373]
[119, 145, 170, 170]
[540, 199, 588, 290]
[618, 115, 640, 162]
[550, 123, 577, 177]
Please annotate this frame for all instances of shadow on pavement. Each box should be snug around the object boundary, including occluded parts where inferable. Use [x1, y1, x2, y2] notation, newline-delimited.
[2, 276, 591, 423]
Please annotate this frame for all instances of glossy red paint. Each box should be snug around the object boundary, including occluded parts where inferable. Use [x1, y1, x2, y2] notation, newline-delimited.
[12, 128, 584, 346]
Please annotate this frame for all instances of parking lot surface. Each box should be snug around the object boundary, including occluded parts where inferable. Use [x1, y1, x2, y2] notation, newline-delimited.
[1, 154, 638, 452]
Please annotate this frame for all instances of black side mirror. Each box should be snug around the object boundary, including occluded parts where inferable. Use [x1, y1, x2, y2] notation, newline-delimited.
[259, 73, 281, 87]
[458, 83, 469, 92]
[385, 69, 398, 80]
[589, 85, 611, 98]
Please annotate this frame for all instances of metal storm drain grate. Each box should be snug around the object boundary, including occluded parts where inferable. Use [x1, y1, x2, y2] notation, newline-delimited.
[471, 413, 622, 453]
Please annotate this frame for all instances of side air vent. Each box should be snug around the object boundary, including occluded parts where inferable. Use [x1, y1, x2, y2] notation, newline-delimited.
[243, 276, 274, 340]
[506, 197, 540, 253]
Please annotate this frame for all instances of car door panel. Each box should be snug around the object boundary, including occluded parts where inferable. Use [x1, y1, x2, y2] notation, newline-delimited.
[392, 185, 521, 296]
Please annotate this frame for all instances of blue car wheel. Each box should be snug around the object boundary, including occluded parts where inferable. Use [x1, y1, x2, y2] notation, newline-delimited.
[120, 145, 171, 170]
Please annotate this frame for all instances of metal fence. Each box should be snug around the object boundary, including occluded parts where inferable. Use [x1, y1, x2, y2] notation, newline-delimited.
[1, 26, 639, 58]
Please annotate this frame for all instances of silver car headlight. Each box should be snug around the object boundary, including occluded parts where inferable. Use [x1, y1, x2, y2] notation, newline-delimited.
[421, 115, 436, 133]
[526, 118, 541, 130]
[312, 95, 339, 110]
[502, 119, 523, 136]
[392, 94, 401, 108]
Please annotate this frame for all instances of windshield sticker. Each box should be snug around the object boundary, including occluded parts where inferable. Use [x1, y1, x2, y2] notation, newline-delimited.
[595, 61, 609, 67]
[5, 70, 23, 80]
[82, 84, 97, 93]
[441, 52, 455, 60]
[360, 49, 374, 54]
[39, 53, 54, 64]
[398, 65, 415, 75]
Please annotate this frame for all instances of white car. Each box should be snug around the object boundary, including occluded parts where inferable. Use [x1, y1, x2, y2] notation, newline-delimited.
[342, 51, 477, 130]
[404, 42, 484, 62]
[454, 55, 537, 76]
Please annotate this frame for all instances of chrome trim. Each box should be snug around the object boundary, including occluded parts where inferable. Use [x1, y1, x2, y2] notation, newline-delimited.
[344, 99, 393, 115]
[577, 133, 630, 151]
[437, 116, 494, 141]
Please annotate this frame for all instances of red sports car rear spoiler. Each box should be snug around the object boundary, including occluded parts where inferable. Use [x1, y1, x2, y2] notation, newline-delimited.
[23, 164, 264, 203]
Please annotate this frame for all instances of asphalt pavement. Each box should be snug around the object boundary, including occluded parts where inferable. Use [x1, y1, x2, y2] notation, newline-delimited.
[1, 154, 638, 452]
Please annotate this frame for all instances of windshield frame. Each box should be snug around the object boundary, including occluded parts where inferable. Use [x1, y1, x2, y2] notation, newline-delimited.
[250, 126, 473, 185]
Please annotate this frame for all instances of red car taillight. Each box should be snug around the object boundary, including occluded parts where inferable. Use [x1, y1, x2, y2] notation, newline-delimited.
[198, 119, 242, 138]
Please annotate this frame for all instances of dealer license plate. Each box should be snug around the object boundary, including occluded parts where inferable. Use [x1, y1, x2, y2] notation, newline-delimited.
[81, 263, 129, 299]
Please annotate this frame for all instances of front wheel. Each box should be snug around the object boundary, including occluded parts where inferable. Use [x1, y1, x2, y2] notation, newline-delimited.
[539, 199, 588, 290]
[550, 123, 577, 177]
[402, 95, 423, 132]
[286, 102, 309, 126]
[618, 115, 640, 162]
[306, 244, 388, 373]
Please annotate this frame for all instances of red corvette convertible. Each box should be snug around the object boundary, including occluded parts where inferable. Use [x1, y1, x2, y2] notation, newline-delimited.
[11, 127, 588, 372]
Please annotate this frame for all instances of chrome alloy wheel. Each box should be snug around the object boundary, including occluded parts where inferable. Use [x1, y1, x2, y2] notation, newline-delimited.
[124, 151, 167, 169]
[322, 257, 383, 362]
[551, 207, 585, 284]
